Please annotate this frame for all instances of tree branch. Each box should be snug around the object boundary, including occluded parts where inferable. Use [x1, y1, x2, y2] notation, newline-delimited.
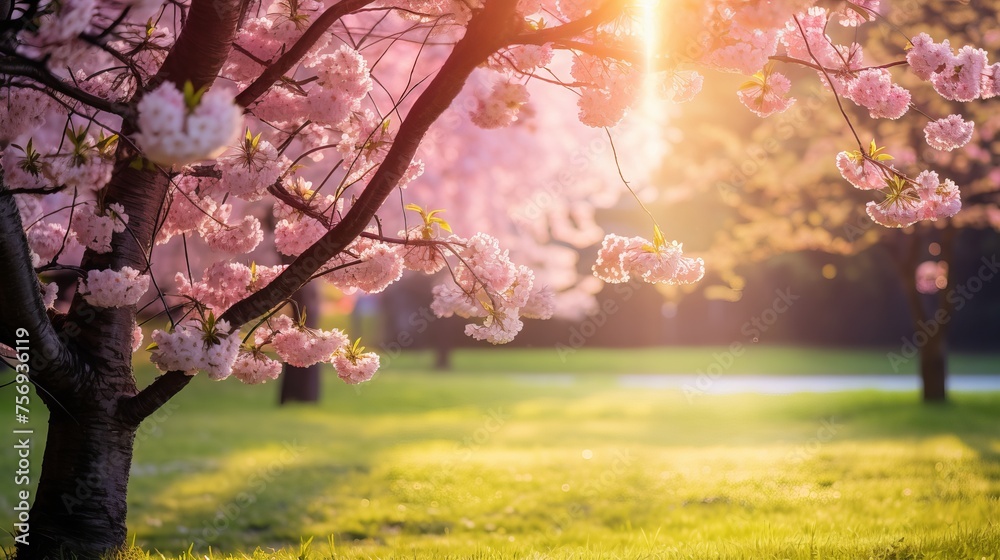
[0, 55, 129, 116]
[220, 0, 524, 329]
[150, 0, 248, 90]
[514, 1, 624, 45]
[116, 370, 191, 426]
[235, 0, 376, 108]
[0, 174, 74, 389]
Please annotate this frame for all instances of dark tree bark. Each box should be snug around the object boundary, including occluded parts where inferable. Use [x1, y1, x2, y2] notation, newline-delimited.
[919, 332, 947, 403]
[889, 227, 955, 404]
[279, 281, 322, 404]
[919, 226, 958, 403]
[22, 406, 138, 557]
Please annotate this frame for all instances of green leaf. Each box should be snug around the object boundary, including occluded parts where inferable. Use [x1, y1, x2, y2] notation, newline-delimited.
[182, 81, 206, 110]
[430, 217, 452, 233]
[652, 224, 666, 249]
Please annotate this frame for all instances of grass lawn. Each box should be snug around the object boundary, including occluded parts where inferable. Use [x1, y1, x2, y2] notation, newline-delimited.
[383, 346, 1000, 375]
[2, 348, 999, 559]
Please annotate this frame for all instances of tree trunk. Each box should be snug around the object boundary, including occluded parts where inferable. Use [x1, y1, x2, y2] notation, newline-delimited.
[434, 341, 452, 370]
[920, 226, 957, 404]
[279, 263, 322, 404]
[888, 231, 952, 404]
[280, 363, 322, 403]
[920, 331, 947, 403]
[18, 408, 137, 559]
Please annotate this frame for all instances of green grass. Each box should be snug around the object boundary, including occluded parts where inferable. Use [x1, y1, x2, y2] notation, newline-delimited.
[385, 346, 1000, 375]
[2, 349, 1000, 559]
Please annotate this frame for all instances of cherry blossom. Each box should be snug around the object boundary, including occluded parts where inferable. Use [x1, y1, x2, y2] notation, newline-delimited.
[333, 340, 380, 384]
[71, 203, 128, 254]
[78, 267, 150, 308]
[931, 46, 989, 102]
[924, 115, 975, 151]
[737, 68, 796, 118]
[150, 315, 241, 379]
[231, 351, 283, 385]
[836, 141, 895, 191]
[846, 69, 911, 120]
[270, 321, 350, 368]
[592, 231, 705, 285]
[134, 82, 242, 166]
[471, 81, 530, 129]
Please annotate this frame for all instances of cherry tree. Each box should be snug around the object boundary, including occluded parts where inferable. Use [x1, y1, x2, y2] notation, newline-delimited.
[0, 0, 992, 557]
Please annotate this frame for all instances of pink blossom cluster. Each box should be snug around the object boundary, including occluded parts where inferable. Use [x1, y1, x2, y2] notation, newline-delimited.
[323, 235, 405, 294]
[218, 135, 289, 201]
[150, 317, 241, 379]
[330, 109, 424, 187]
[275, 214, 328, 257]
[737, 70, 796, 117]
[779, 7, 840, 69]
[399, 230, 448, 275]
[272, 179, 338, 256]
[488, 44, 554, 75]
[154, 173, 263, 253]
[663, 71, 704, 104]
[836, 0, 879, 26]
[835, 150, 888, 191]
[333, 349, 380, 384]
[72, 203, 129, 253]
[259, 315, 349, 368]
[592, 234, 705, 285]
[2, 148, 47, 193]
[26, 221, 72, 266]
[470, 82, 530, 129]
[175, 262, 285, 313]
[0, 88, 55, 144]
[156, 177, 220, 244]
[200, 209, 264, 255]
[42, 282, 59, 310]
[923, 114, 975, 152]
[845, 69, 911, 120]
[19, 0, 99, 68]
[865, 171, 961, 228]
[231, 351, 283, 385]
[705, 26, 780, 76]
[430, 233, 554, 344]
[134, 82, 243, 166]
[46, 142, 115, 193]
[78, 266, 150, 308]
[572, 54, 642, 128]
[132, 322, 144, 353]
[303, 45, 373, 128]
[908, 34, 995, 102]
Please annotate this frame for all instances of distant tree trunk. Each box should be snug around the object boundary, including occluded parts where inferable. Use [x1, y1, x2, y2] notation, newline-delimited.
[890, 227, 955, 404]
[919, 330, 947, 402]
[279, 276, 322, 404]
[435, 341, 452, 370]
[921, 226, 957, 403]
